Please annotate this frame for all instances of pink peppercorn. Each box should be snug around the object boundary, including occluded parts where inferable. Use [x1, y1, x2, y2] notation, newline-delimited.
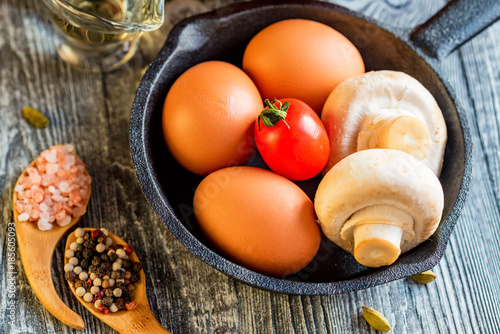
[125, 301, 137, 311]
[91, 230, 102, 238]
[97, 305, 109, 315]
[123, 245, 133, 255]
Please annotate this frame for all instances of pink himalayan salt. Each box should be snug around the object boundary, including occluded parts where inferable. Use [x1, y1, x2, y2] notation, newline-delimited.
[15, 145, 91, 231]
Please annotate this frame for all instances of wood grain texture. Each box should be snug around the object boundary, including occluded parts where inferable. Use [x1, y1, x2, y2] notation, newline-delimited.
[1, 0, 500, 333]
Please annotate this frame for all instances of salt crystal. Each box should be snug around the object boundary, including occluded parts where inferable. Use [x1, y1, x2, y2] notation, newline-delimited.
[40, 203, 48, 212]
[38, 219, 53, 231]
[57, 215, 71, 226]
[46, 163, 59, 175]
[15, 201, 24, 213]
[40, 211, 50, 222]
[24, 204, 32, 213]
[48, 215, 56, 223]
[18, 213, 29, 221]
[30, 209, 41, 219]
[72, 206, 86, 217]
[14, 185, 24, 193]
[45, 150, 57, 163]
[66, 154, 75, 166]
[64, 144, 74, 152]
[48, 185, 56, 193]
[59, 181, 69, 192]
[52, 194, 63, 202]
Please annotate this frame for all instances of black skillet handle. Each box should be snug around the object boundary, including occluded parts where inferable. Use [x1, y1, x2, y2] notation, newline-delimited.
[410, 0, 500, 59]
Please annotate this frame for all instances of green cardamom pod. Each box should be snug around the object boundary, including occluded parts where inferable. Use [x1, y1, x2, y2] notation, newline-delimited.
[362, 306, 391, 332]
[411, 270, 436, 284]
[22, 106, 50, 129]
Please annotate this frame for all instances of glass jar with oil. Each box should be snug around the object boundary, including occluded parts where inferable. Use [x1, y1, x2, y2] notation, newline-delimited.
[42, 0, 164, 72]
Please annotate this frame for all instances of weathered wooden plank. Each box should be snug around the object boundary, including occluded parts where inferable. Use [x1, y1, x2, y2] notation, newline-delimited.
[2, 0, 500, 333]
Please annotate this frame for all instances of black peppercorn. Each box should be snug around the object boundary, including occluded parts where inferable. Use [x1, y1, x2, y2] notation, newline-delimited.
[97, 236, 106, 244]
[129, 273, 140, 283]
[100, 254, 109, 263]
[132, 262, 142, 273]
[105, 288, 114, 298]
[83, 232, 91, 240]
[101, 261, 111, 272]
[108, 252, 117, 262]
[115, 281, 125, 290]
[82, 280, 91, 290]
[82, 248, 93, 259]
[74, 280, 84, 289]
[115, 271, 124, 279]
[83, 239, 95, 249]
[88, 265, 96, 273]
[121, 291, 132, 303]
[75, 243, 83, 252]
[74, 251, 83, 259]
[65, 271, 77, 281]
[79, 259, 89, 270]
[102, 296, 113, 307]
[96, 267, 106, 277]
[115, 299, 126, 310]
[114, 244, 123, 250]
[92, 256, 101, 267]
[120, 259, 129, 268]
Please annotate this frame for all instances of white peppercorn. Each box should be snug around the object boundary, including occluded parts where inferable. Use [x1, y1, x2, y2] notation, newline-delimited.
[90, 273, 98, 280]
[83, 292, 93, 302]
[90, 286, 100, 294]
[73, 266, 83, 275]
[112, 262, 121, 271]
[100, 228, 109, 236]
[108, 279, 115, 287]
[68, 257, 79, 266]
[94, 299, 103, 308]
[109, 303, 118, 313]
[69, 242, 78, 251]
[79, 271, 88, 280]
[106, 237, 113, 247]
[64, 263, 74, 272]
[65, 249, 74, 258]
[116, 249, 126, 258]
[75, 287, 86, 297]
[113, 288, 122, 298]
[96, 243, 106, 253]
[93, 278, 102, 287]
[75, 227, 85, 238]
[76, 237, 84, 244]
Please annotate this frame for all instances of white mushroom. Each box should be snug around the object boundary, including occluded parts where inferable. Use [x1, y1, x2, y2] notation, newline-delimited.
[321, 70, 447, 176]
[314, 149, 444, 268]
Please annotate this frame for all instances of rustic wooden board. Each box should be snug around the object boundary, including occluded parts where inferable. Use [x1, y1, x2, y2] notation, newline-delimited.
[1, 0, 499, 333]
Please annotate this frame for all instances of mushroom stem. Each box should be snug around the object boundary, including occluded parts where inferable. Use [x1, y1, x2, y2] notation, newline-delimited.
[358, 114, 432, 161]
[353, 224, 403, 267]
[340, 204, 415, 267]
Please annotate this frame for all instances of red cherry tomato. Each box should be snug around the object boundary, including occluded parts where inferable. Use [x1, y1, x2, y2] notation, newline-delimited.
[254, 98, 330, 181]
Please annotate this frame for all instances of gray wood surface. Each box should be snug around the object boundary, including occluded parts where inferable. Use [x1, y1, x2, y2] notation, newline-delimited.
[1, 0, 499, 333]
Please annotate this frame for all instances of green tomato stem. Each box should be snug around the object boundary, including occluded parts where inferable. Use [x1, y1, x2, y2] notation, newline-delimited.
[258, 98, 290, 131]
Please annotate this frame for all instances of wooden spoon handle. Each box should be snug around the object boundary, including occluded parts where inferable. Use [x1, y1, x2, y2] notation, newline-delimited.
[16, 221, 84, 330]
[117, 305, 172, 334]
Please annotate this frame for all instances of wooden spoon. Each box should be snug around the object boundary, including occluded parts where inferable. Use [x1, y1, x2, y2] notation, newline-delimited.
[13, 146, 90, 330]
[65, 228, 172, 334]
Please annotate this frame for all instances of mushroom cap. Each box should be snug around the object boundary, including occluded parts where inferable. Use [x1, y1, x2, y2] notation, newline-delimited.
[321, 70, 447, 176]
[314, 149, 444, 254]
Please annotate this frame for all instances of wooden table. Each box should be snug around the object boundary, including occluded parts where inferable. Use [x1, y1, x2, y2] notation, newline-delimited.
[1, 0, 499, 333]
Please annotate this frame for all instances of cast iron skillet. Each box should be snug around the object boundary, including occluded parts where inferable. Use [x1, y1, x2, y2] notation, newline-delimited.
[130, 0, 498, 294]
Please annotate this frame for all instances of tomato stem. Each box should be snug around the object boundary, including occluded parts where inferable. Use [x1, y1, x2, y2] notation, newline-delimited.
[258, 98, 290, 131]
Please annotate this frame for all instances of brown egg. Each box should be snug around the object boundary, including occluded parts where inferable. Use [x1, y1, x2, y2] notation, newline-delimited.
[243, 19, 365, 114]
[162, 61, 263, 176]
[193, 166, 321, 277]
